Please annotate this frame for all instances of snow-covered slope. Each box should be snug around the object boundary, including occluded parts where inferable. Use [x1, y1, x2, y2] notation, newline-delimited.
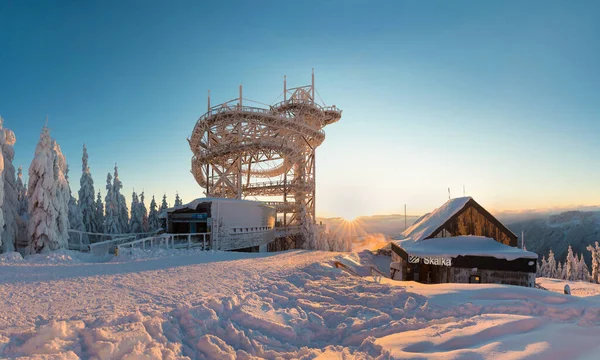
[1, 249, 600, 359]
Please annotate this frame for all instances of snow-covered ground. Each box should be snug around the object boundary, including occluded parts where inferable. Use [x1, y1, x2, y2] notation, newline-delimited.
[537, 277, 600, 298]
[1, 249, 600, 359]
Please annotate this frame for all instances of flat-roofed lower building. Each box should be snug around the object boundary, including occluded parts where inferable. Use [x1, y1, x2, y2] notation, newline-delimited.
[163, 198, 276, 252]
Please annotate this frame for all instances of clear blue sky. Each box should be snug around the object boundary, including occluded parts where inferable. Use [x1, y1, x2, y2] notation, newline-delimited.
[1, 1, 599, 219]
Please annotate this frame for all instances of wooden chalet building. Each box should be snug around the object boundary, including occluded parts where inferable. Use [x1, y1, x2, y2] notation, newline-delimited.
[389, 197, 538, 287]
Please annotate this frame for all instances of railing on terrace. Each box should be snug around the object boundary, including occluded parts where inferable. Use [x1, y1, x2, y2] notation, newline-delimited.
[274, 226, 302, 237]
[67, 230, 162, 253]
[116, 233, 211, 254]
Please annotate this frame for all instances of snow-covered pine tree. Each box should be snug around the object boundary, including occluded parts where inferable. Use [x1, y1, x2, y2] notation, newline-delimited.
[113, 165, 129, 233]
[104, 173, 119, 234]
[540, 255, 548, 278]
[574, 254, 582, 281]
[26, 126, 60, 253]
[536, 260, 541, 277]
[129, 191, 142, 233]
[65, 165, 85, 233]
[78, 144, 97, 233]
[94, 190, 104, 233]
[140, 192, 148, 232]
[579, 253, 589, 282]
[159, 194, 168, 230]
[565, 245, 577, 281]
[561, 261, 567, 279]
[17, 166, 28, 217]
[174, 192, 183, 207]
[299, 205, 316, 249]
[160, 194, 168, 212]
[557, 262, 563, 280]
[148, 195, 159, 231]
[547, 249, 557, 278]
[51, 140, 71, 250]
[587, 242, 600, 283]
[0, 117, 19, 253]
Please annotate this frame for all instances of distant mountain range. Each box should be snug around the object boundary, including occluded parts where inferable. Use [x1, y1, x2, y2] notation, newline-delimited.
[505, 211, 600, 266]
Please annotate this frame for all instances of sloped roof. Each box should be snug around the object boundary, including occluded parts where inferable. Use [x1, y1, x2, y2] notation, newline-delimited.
[398, 236, 538, 261]
[400, 197, 473, 244]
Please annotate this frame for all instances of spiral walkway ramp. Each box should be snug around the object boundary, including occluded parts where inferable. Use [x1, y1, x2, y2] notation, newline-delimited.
[188, 70, 341, 227]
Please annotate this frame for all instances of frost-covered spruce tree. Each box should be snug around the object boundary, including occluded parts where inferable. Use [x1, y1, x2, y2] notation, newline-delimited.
[17, 166, 28, 217]
[0, 118, 19, 253]
[547, 249, 557, 278]
[78, 144, 97, 232]
[51, 140, 71, 249]
[300, 205, 316, 249]
[160, 194, 168, 213]
[587, 242, 600, 283]
[140, 192, 148, 232]
[94, 190, 104, 233]
[174, 192, 183, 207]
[557, 262, 563, 280]
[26, 126, 59, 253]
[129, 191, 142, 233]
[536, 260, 541, 277]
[159, 194, 169, 230]
[540, 255, 548, 278]
[113, 165, 129, 233]
[148, 195, 159, 231]
[565, 245, 577, 281]
[104, 173, 119, 234]
[579, 253, 590, 282]
[65, 165, 85, 233]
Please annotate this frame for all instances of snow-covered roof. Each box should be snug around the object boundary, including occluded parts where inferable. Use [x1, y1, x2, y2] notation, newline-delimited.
[397, 236, 538, 261]
[400, 197, 473, 243]
[163, 197, 272, 215]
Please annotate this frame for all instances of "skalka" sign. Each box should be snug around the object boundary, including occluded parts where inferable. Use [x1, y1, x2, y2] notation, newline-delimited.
[408, 255, 452, 267]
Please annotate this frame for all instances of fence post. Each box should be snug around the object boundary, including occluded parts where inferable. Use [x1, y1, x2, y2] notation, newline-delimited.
[79, 232, 83, 251]
[187, 234, 191, 249]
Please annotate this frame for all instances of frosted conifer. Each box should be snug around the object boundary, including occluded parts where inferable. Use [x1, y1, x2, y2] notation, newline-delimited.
[66, 165, 85, 233]
[587, 242, 600, 283]
[0, 117, 19, 252]
[51, 140, 71, 249]
[174, 192, 183, 207]
[129, 191, 142, 233]
[17, 166, 28, 217]
[140, 192, 148, 232]
[540, 255, 548, 278]
[78, 144, 97, 232]
[557, 262, 563, 280]
[565, 245, 577, 281]
[148, 195, 159, 231]
[113, 165, 128, 233]
[159, 194, 168, 230]
[547, 249, 557, 278]
[579, 253, 589, 282]
[104, 173, 119, 234]
[160, 194, 168, 212]
[26, 126, 64, 253]
[95, 191, 104, 232]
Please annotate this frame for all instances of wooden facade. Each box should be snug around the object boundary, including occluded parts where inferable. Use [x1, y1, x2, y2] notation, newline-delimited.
[426, 198, 517, 247]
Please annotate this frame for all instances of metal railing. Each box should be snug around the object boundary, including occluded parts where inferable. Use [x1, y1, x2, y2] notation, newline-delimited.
[68, 230, 163, 253]
[274, 226, 302, 237]
[116, 233, 211, 254]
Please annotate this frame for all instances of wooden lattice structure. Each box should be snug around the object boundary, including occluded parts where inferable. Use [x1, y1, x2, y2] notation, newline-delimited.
[188, 70, 341, 226]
